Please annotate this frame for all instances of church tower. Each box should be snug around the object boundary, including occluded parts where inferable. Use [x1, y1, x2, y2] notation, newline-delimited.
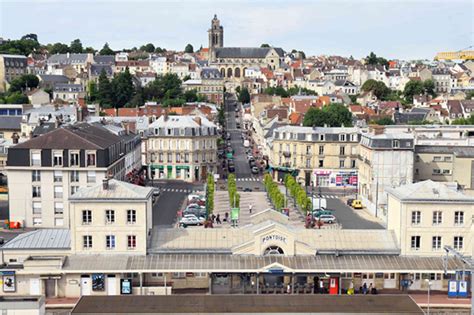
[208, 14, 223, 62]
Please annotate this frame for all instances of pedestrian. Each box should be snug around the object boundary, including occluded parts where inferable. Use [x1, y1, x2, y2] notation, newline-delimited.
[287, 284, 291, 294]
[368, 283, 373, 294]
[362, 283, 368, 294]
[319, 280, 324, 294]
[224, 212, 229, 222]
[216, 214, 221, 224]
[249, 204, 252, 214]
[211, 214, 216, 223]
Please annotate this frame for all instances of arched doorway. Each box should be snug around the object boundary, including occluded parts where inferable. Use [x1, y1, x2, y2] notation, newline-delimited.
[227, 68, 233, 78]
[234, 67, 241, 78]
[220, 68, 226, 78]
[263, 246, 284, 255]
[242, 67, 247, 78]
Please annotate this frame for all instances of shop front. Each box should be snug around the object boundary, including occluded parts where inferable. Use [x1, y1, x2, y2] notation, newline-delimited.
[313, 169, 358, 188]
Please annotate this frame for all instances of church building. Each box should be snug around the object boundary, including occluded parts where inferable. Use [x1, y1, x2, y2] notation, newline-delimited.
[208, 15, 285, 79]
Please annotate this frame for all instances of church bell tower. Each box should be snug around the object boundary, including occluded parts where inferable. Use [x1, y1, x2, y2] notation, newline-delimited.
[208, 14, 223, 61]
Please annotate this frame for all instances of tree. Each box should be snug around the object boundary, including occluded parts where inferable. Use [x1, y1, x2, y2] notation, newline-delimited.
[423, 79, 436, 97]
[303, 103, 352, 127]
[184, 44, 194, 53]
[184, 89, 199, 102]
[238, 87, 250, 104]
[466, 91, 474, 100]
[49, 42, 70, 54]
[9, 74, 39, 93]
[361, 79, 390, 100]
[21, 34, 38, 42]
[140, 43, 155, 53]
[155, 47, 165, 53]
[99, 43, 114, 55]
[84, 47, 96, 53]
[373, 117, 395, 125]
[112, 67, 135, 107]
[366, 52, 388, 68]
[87, 81, 98, 103]
[403, 80, 425, 103]
[5, 92, 29, 104]
[70, 39, 83, 53]
[97, 69, 113, 108]
[452, 115, 474, 125]
[260, 43, 270, 48]
[0, 37, 40, 55]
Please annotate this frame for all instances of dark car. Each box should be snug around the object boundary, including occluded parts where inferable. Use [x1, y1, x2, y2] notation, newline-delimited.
[346, 198, 355, 206]
[228, 165, 235, 172]
[243, 188, 253, 192]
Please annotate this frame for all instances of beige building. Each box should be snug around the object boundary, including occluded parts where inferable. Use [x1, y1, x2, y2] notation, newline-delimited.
[70, 178, 153, 255]
[414, 146, 474, 190]
[358, 128, 414, 221]
[269, 126, 360, 187]
[143, 114, 218, 182]
[0, 54, 28, 92]
[386, 180, 473, 258]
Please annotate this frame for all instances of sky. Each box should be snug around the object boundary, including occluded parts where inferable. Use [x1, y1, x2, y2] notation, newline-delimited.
[0, 0, 473, 60]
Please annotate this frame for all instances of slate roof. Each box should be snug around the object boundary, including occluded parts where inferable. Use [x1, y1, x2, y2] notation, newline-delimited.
[393, 111, 428, 124]
[38, 74, 70, 84]
[386, 180, 474, 202]
[2, 229, 70, 250]
[215, 47, 284, 59]
[47, 53, 88, 65]
[90, 64, 113, 76]
[14, 122, 122, 150]
[201, 67, 222, 79]
[0, 116, 21, 131]
[415, 145, 474, 157]
[70, 179, 153, 201]
[53, 84, 84, 92]
[93, 55, 114, 65]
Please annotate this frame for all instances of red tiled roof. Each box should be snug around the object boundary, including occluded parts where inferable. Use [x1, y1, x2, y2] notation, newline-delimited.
[289, 112, 303, 125]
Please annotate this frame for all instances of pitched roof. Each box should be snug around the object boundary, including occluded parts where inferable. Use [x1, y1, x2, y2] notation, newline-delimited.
[214, 47, 283, 59]
[386, 180, 474, 203]
[70, 179, 152, 201]
[2, 229, 70, 250]
[289, 112, 303, 125]
[13, 122, 122, 150]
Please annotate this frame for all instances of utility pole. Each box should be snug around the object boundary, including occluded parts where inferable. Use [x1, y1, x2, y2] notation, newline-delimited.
[443, 246, 473, 313]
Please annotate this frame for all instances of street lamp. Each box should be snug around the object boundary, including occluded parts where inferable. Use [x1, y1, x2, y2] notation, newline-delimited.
[425, 279, 432, 315]
[150, 153, 156, 187]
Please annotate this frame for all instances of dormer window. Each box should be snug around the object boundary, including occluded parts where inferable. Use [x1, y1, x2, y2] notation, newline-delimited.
[53, 151, 63, 166]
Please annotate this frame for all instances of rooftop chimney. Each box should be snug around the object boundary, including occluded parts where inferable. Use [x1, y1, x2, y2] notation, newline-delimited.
[194, 116, 202, 126]
[11, 133, 19, 144]
[370, 125, 385, 135]
[102, 178, 109, 190]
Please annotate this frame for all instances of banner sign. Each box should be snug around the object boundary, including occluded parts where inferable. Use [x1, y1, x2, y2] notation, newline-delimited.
[120, 279, 132, 295]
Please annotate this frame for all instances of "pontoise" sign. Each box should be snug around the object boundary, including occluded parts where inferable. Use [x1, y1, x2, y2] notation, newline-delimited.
[262, 234, 287, 244]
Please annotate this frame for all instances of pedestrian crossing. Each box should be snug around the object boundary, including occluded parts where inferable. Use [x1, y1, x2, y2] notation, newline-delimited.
[236, 177, 261, 182]
[319, 195, 339, 199]
[160, 188, 202, 194]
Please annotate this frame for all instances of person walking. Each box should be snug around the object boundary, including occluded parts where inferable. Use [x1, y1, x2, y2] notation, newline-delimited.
[216, 214, 221, 224]
[249, 204, 253, 214]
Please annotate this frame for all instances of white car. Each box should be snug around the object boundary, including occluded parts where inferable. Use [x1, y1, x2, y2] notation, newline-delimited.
[188, 195, 205, 202]
[318, 214, 336, 224]
[179, 214, 205, 226]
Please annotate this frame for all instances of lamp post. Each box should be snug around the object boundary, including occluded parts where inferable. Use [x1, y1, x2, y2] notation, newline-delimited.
[425, 279, 432, 315]
[150, 153, 156, 187]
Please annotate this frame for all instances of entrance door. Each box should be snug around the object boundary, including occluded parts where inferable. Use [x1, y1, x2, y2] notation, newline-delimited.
[107, 276, 117, 295]
[409, 273, 421, 290]
[45, 279, 56, 297]
[361, 273, 375, 286]
[29, 278, 40, 295]
[81, 276, 91, 296]
[383, 273, 396, 289]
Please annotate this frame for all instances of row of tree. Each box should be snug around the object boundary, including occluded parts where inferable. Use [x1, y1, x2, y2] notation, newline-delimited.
[284, 175, 311, 213]
[263, 174, 285, 211]
[0, 74, 40, 104]
[227, 174, 240, 209]
[206, 174, 215, 216]
[361, 78, 436, 104]
[302, 103, 353, 127]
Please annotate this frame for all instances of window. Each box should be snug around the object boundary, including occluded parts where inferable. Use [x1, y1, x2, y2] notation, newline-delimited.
[71, 170, 79, 182]
[86, 152, 96, 166]
[339, 146, 346, 156]
[53, 151, 63, 166]
[432, 211, 442, 225]
[87, 171, 96, 183]
[172, 272, 185, 279]
[32, 202, 41, 214]
[32, 186, 41, 198]
[433, 156, 442, 162]
[319, 134, 324, 141]
[444, 156, 452, 162]
[159, 153, 163, 163]
[351, 160, 356, 168]
[33, 217, 42, 226]
[32, 170, 41, 182]
[442, 169, 451, 175]
[127, 209, 136, 224]
[53, 170, 63, 182]
[411, 211, 421, 225]
[82, 210, 92, 224]
[318, 145, 324, 155]
[54, 202, 63, 215]
[167, 153, 172, 163]
[306, 146, 311, 154]
[106, 235, 116, 250]
[176, 153, 181, 163]
[432, 236, 442, 250]
[453, 236, 463, 250]
[454, 211, 464, 225]
[411, 236, 421, 250]
[54, 186, 63, 198]
[127, 235, 137, 249]
[71, 185, 79, 196]
[393, 140, 400, 148]
[433, 169, 441, 175]
[31, 152, 41, 166]
[83, 235, 92, 249]
[339, 134, 346, 142]
[54, 218, 64, 226]
[105, 210, 115, 224]
[318, 159, 324, 167]
[339, 159, 345, 168]
[70, 152, 79, 166]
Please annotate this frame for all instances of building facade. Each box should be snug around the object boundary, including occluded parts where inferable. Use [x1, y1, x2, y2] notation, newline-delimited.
[0, 54, 28, 92]
[182, 68, 224, 105]
[143, 114, 218, 182]
[6, 123, 141, 228]
[269, 126, 360, 187]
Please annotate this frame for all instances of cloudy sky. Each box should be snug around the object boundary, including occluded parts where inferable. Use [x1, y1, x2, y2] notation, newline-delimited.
[1, 0, 472, 60]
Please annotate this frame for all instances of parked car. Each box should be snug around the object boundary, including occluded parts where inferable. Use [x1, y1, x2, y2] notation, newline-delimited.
[152, 188, 161, 197]
[179, 214, 205, 227]
[312, 209, 334, 217]
[187, 195, 205, 202]
[183, 208, 207, 218]
[251, 166, 259, 174]
[318, 214, 336, 224]
[346, 198, 355, 206]
[243, 188, 253, 192]
[236, 123, 241, 129]
[249, 160, 257, 168]
[228, 164, 235, 172]
[351, 200, 363, 209]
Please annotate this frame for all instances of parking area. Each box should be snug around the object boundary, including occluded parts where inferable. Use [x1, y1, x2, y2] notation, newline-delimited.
[325, 198, 384, 229]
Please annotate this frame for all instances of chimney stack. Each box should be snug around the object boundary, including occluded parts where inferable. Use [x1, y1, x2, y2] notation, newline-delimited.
[194, 116, 202, 126]
[370, 125, 385, 135]
[102, 178, 109, 190]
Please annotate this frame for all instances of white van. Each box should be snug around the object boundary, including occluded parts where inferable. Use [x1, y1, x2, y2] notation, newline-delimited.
[311, 198, 327, 211]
